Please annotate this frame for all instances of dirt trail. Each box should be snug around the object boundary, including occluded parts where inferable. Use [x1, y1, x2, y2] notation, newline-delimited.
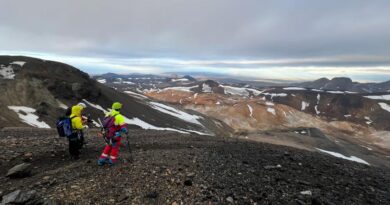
[0, 128, 389, 204]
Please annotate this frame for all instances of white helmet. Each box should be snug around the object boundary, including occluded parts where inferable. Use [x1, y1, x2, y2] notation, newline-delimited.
[77, 102, 87, 108]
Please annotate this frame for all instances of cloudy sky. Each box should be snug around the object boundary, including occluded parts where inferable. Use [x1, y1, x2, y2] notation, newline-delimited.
[1, 0, 390, 82]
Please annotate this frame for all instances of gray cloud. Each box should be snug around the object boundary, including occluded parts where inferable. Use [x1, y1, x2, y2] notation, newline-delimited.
[1, 0, 390, 74]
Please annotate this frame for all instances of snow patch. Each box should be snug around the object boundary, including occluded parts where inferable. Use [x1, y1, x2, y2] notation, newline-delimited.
[124, 90, 148, 99]
[122, 81, 135, 85]
[162, 86, 197, 92]
[326, 91, 345, 94]
[378, 102, 390, 112]
[311, 89, 324, 92]
[11, 61, 26, 66]
[124, 117, 189, 134]
[265, 101, 274, 106]
[344, 114, 352, 118]
[0, 65, 15, 79]
[97, 79, 106, 84]
[301, 101, 310, 111]
[360, 145, 373, 151]
[56, 100, 68, 109]
[364, 116, 373, 125]
[8, 106, 50, 128]
[171, 78, 189, 82]
[263, 93, 288, 99]
[316, 148, 370, 165]
[202, 83, 212, 93]
[247, 104, 254, 118]
[283, 87, 307, 90]
[82, 99, 108, 114]
[317, 94, 320, 103]
[222, 85, 262, 97]
[315, 105, 320, 115]
[91, 119, 101, 128]
[149, 102, 203, 126]
[267, 107, 276, 115]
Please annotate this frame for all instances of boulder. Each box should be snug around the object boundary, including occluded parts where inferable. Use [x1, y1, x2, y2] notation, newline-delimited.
[1, 190, 36, 204]
[6, 163, 31, 178]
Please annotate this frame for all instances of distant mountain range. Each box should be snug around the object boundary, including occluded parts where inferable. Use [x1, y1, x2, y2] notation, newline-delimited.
[92, 72, 390, 94]
[295, 77, 390, 93]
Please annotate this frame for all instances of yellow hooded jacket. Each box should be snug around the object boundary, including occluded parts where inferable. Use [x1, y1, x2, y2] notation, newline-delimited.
[106, 109, 125, 127]
[70, 105, 84, 131]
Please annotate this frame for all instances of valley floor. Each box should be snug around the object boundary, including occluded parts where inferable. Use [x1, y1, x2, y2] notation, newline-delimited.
[0, 128, 389, 204]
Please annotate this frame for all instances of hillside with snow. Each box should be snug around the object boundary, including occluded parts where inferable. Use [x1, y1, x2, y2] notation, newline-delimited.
[0, 56, 231, 137]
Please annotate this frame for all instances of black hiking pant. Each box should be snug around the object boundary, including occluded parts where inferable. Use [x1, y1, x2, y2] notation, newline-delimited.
[68, 132, 84, 159]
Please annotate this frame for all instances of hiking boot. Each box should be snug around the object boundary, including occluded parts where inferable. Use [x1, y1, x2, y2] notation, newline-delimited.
[108, 159, 116, 166]
[98, 158, 107, 166]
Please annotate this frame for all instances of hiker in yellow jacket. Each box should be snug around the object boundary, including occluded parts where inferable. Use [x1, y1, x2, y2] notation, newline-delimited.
[98, 102, 128, 166]
[69, 105, 86, 159]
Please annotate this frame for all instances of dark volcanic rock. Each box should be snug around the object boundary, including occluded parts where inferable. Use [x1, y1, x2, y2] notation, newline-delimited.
[1, 189, 37, 205]
[6, 163, 31, 178]
[0, 129, 389, 204]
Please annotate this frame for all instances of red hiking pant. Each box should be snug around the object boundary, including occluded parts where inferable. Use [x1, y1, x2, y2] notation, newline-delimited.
[99, 138, 121, 163]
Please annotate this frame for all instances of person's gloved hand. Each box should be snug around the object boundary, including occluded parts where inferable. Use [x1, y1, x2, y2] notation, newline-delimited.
[120, 127, 128, 134]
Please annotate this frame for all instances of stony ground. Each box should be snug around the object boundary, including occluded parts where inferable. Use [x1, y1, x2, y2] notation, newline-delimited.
[0, 128, 389, 205]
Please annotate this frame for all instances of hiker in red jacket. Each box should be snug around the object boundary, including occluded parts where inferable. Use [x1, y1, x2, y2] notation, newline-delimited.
[98, 102, 128, 166]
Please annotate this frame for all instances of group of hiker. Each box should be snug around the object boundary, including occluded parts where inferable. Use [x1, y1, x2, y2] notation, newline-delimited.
[58, 102, 128, 166]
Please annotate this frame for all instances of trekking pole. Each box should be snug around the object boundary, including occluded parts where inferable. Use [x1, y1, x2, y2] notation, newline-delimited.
[123, 132, 133, 162]
[98, 118, 110, 145]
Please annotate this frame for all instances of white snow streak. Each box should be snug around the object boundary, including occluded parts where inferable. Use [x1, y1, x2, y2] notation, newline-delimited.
[11, 61, 26, 66]
[326, 91, 345, 94]
[202, 83, 212, 93]
[171, 78, 189, 82]
[364, 116, 373, 125]
[364, 95, 390, 100]
[283, 87, 307, 90]
[379, 102, 390, 112]
[91, 119, 101, 128]
[162, 86, 197, 92]
[317, 94, 321, 103]
[222, 85, 262, 96]
[56, 100, 68, 109]
[97, 79, 106, 84]
[124, 117, 189, 134]
[301, 101, 310, 111]
[149, 102, 203, 126]
[262, 93, 288, 99]
[267, 107, 276, 115]
[265, 101, 274, 106]
[82, 99, 108, 114]
[8, 106, 50, 128]
[316, 148, 370, 165]
[124, 90, 148, 99]
[123, 117, 211, 135]
[315, 105, 320, 115]
[247, 104, 254, 118]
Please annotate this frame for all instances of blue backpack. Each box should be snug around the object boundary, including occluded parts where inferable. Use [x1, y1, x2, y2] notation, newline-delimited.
[56, 116, 76, 137]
